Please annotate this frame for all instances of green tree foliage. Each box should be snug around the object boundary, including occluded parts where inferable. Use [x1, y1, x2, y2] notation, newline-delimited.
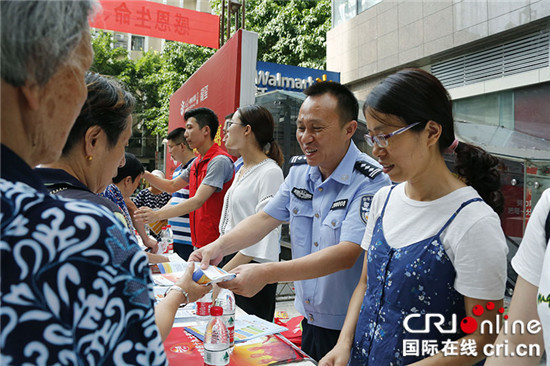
[90, 31, 134, 77]
[90, 0, 330, 134]
[90, 31, 213, 135]
[213, 0, 331, 69]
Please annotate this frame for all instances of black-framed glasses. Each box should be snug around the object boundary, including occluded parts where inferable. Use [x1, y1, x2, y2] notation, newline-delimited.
[225, 120, 245, 129]
[364, 122, 422, 148]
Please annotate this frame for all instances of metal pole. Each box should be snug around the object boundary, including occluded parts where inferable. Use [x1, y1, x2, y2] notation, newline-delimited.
[242, 0, 245, 30]
[226, 0, 231, 42]
[220, 0, 225, 46]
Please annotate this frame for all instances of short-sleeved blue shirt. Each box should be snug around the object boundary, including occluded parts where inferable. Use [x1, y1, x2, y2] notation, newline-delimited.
[0, 145, 167, 365]
[264, 141, 391, 330]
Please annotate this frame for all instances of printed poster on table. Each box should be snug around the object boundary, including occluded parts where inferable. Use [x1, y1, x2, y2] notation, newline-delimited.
[164, 328, 314, 365]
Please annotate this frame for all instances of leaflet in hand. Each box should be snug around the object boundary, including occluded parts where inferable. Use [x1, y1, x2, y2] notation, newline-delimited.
[154, 262, 236, 286]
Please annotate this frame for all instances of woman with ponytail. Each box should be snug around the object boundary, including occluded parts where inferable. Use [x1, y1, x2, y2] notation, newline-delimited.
[320, 69, 508, 366]
[218, 104, 284, 321]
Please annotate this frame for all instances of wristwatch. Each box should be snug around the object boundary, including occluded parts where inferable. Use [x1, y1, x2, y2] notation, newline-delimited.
[164, 285, 190, 306]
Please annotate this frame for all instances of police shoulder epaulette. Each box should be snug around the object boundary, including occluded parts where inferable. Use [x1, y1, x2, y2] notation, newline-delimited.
[289, 155, 308, 167]
[354, 161, 383, 179]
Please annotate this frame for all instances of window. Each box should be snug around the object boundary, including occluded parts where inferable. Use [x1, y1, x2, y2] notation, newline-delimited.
[333, 0, 356, 28]
[113, 33, 127, 50]
[332, 0, 382, 27]
[131, 35, 145, 51]
[358, 0, 382, 15]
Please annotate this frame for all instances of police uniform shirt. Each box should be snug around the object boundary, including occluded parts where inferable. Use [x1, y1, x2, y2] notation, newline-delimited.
[264, 140, 391, 330]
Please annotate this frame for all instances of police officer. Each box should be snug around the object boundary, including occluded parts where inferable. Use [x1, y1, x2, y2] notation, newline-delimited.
[190, 82, 391, 361]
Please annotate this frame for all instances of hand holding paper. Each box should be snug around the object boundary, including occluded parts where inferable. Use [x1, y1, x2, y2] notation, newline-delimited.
[155, 262, 236, 286]
[174, 262, 211, 304]
[217, 263, 269, 298]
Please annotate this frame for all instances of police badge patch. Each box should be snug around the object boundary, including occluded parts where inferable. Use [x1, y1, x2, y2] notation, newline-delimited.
[360, 195, 373, 224]
[292, 187, 313, 200]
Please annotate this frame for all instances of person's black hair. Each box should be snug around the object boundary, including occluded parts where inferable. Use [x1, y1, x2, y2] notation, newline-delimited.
[113, 152, 144, 184]
[225, 112, 234, 120]
[364, 68, 504, 214]
[184, 107, 219, 140]
[304, 81, 359, 125]
[237, 105, 284, 167]
[167, 127, 191, 150]
[62, 72, 135, 155]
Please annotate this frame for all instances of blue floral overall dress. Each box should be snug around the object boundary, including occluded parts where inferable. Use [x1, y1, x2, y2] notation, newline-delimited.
[350, 186, 482, 365]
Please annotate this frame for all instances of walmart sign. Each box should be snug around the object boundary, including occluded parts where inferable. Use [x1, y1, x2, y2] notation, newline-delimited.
[256, 61, 340, 94]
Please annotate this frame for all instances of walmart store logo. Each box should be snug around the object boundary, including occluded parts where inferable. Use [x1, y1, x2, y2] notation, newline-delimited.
[256, 61, 340, 94]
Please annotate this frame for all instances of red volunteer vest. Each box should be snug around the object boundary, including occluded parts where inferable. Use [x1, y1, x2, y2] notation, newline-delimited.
[189, 143, 234, 248]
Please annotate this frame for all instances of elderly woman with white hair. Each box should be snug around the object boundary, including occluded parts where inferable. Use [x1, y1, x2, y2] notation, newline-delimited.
[0, 1, 209, 363]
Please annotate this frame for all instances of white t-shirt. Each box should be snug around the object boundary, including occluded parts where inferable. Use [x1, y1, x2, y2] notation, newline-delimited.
[219, 158, 284, 263]
[361, 183, 508, 300]
[511, 188, 550, 355]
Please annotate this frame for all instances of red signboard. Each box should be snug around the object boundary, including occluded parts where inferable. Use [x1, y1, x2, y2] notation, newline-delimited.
[166, 29, 257, 178]
[90, 0, 219, 49]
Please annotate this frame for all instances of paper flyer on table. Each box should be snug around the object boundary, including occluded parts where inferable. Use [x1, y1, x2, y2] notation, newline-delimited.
[184, 314, 287, 343]
[154, 262, 236, 286]
[174, 304, 196, 321]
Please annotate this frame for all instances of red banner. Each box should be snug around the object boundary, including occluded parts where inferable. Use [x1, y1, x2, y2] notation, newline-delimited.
[90, 0, 219, 49]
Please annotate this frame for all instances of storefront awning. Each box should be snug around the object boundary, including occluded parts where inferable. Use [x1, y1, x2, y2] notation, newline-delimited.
[454, 121, 550, 161]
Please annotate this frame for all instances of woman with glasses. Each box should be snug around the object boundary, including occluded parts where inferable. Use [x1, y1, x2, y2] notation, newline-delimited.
[319, 68, 508, 365]
[218, 105, 284, 321]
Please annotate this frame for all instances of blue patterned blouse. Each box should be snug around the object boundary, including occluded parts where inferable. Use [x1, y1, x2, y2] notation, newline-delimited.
[0, 145, 167, 365]
[101, 183, 136, 235]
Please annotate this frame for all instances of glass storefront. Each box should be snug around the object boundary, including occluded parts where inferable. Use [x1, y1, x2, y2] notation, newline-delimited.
[453, 83, 550, 284]
[453, 82, 550, 140]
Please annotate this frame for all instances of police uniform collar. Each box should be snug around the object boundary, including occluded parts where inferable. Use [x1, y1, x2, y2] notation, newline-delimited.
[308, 140, 359, 185]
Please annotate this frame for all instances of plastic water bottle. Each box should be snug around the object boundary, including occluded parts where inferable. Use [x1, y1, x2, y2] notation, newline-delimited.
[166, 224, 174, 253]
[203, 306, 230, 366]
[158, 226, 168, 254]
[196, 290, 213, 326]
[215, 289, 235, 350]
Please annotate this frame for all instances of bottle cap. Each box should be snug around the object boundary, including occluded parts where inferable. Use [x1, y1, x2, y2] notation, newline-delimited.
[211, 306, 223, 316]
[162, 226, 166, 230]
[167, 224, 172, 228]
